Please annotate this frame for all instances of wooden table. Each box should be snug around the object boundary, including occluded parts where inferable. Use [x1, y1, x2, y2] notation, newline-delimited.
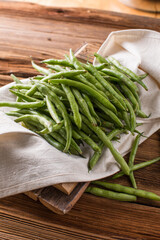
[10, 0, 160, 18]
[0, 2, 160, 239]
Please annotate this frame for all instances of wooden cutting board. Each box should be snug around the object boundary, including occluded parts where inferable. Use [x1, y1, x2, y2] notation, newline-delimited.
[0, 2, 160, 239]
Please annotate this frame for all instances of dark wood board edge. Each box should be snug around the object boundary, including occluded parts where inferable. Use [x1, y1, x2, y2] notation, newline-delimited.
[38, 182, 90, 215]
[1, 1, 160, 31]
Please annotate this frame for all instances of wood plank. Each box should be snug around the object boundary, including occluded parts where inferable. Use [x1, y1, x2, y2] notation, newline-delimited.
[0, 192, 160, 240]
[0, 2, 160, 239]
[54, 182, 78, 195]
[11, 0, 160, 18]
[1, 1, 160, 30]
[39, 182, 90, 215]
[24, 189, 43, 201]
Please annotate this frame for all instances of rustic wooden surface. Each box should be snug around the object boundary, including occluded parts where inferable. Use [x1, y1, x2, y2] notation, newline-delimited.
[10, 0, 160, 18]
[0, 2, 160, 239]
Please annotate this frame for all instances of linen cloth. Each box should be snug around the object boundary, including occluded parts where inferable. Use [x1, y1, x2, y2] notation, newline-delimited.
[0, 29, 159, 198]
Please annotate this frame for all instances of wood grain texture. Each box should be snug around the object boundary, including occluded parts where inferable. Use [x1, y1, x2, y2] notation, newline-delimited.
[54, 182, 78, 195]
[0, 2, 160, 239]
[11, 0, 160, 18]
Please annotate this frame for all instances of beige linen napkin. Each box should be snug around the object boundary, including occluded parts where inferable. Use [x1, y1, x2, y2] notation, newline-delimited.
[0, 29, 159, 199]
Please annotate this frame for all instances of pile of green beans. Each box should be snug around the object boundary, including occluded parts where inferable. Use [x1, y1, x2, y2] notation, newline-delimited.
[1, 50, 150, 173]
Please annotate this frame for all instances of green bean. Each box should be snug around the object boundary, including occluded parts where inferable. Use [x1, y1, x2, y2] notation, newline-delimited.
[125, 100, 136, 134]
[102, 75, 121, 82]
[58, 128, 82, 154]
[11, 74, 22, 84]
[49, 79, 117, 114]
[102, 68, 138, 93]
[139, 73, 148, 80]
[10, 90, 39, 102]
[121, 111, 130, 130]
[72, 74, 100, 90]
[42, 59, 73, 67]
[10, 84, 32, 90]
[104, 90, 126, 111]
[97, 111, 112, 122]
[82, 115, 130, 175]
[45, 95, 60, 124]
[101, 121, 114, 129]
[18, 88, 43, 100]
[6, 111, 22, 117]
[42, 134, 65, 151]
[120, 83, 139, 111]
[94, 100, 123, 128]
[92, 181, 160, 201]
[41, 82, 66, 98]
[94, 63, 107, 70]
[37, 128, 49, 134]
[42, 69, 86, 82]
[86, 186, 137, 202]
[69, 114, 93, 136]
[94, 53, 110, 65]
[49, 132, 77, 155]
[26, 85, 37, 96]
[107, 56, 148, 90]
[136, 110, 150, 118]
[82, 93, 100, 122]
[76, 129, 100, 152]
[26, 70, 86, 97]
[15, 114, 64, 133]
[133, 78, 148, 91]
[33, 75, 44, 80]
[31, 60, 51, 75]
[24, 121, 64, 151]
[112, 157, 160, 179]
[35, 83, 72, 152]
[15, 109, 41, 115]
[128, 134, 141, 188]
[47, 65, 64, 72]
[132, 89, 141, 109]
[70, 49, 105, 90]
[0, 101, 45, 109]
[88, 142, 104, 170]
[72, 129, 82, 140]
[111, 84, 136, 133]
[65, 54, 72, 63]
[89, 129, 127, 170]
[27, 114, 81, 154]
[86, 63, 127, 111]
[72, 88, 97, 126]
[62, 84, 82, 129]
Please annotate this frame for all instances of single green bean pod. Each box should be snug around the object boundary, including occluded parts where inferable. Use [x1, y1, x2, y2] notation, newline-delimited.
[112, 157, 160, 179]
[92, 181, 160, 201]
[86, 186, 137, 202]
